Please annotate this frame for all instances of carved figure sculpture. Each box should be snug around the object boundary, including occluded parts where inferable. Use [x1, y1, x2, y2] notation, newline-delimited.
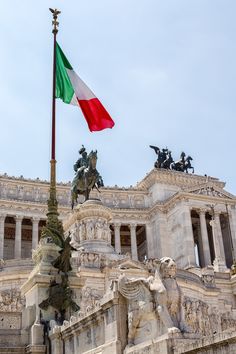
[158, 257, 181, 329]
[144, 257, 181, 333]
[117, 257, 181, 347]
[95, 218, 104, 240]
[118, 273, 155, 347]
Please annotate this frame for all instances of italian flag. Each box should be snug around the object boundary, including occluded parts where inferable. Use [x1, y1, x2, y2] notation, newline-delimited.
[55, 43, 115, 132]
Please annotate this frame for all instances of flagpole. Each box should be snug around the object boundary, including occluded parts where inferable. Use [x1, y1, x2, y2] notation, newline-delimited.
[47, 8, 60, 217]
[42, 8, 64, 241]
[51, 8, 58, 161]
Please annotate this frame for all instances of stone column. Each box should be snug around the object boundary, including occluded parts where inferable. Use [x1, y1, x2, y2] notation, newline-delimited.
[114, 222, 121, 254]
[213, 212, 227, 271]
[199, 210, 211, 266]
[228, 205, 236, 260]
[145, 222, 155, 259]
[0, 215, 6, 259]
[32, 218, 40, 250]
[181, 203, 196, 268]
[129, 223, 138, 261]
[14, 215, 23, 259]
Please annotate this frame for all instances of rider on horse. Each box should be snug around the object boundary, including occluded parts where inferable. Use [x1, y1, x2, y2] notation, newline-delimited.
[71, 146, 103, 208]
[74, 145, 89, 179]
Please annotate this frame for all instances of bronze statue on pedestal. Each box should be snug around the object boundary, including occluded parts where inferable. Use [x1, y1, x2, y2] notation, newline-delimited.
[71, 146, 104, 208]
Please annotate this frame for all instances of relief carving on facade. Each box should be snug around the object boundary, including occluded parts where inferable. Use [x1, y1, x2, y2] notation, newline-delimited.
[71, 218, 111, 248]
[0, 288, 25, 312]
[193, 186, 228, 198]
[221, 312, 236, 331]
[183, 297, 236, 336]
[78, 252, 105, 269]
[79, 286, 102, 315]
[183, 297, 212, 335]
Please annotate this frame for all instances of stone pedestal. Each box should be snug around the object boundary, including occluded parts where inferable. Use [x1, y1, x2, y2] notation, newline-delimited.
[21, 238, 60, 328]
[66, 199, 114, 255]
[21, 238, 83, 349]
[31, 239, 62, 276]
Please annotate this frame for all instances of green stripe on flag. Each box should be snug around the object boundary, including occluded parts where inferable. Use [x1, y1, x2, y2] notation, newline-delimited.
[55, 43, 74, 103]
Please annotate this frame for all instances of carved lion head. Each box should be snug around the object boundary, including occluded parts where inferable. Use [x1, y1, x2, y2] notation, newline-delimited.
[159, 257, 177, 279]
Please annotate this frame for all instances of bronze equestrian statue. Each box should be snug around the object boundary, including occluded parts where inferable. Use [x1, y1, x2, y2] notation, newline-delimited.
[71, 146, 104, 208]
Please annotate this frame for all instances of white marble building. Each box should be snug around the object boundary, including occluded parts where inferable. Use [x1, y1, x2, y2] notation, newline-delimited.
[1, 168, 236, 353]
[0, 169, 235, 270]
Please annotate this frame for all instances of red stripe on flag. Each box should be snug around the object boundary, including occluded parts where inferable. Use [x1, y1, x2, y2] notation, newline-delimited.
[78, 98, 115, 132]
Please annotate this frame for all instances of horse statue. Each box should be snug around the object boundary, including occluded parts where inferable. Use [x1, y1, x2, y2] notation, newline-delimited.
[170, 152, 194, 174]
[183, 156, 194, 174]
[170, 151, 186, 172]
[71, 150, 103, 209]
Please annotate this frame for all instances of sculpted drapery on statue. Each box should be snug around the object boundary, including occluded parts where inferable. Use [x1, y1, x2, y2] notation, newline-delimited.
[150, 145, 194, 173]
[71, 145, 104, 208]
[117, 257, 181, 347]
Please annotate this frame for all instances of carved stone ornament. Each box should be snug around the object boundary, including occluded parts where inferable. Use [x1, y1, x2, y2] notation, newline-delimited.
[77, 251, 105, 269]
[182, 296, 236, 336]
[70, 218, 111, 248]
[201, 267, 216, 288]
[192, 186, 231, 199]
[0, 288, 25, 312]
[79, 286, 102, 315]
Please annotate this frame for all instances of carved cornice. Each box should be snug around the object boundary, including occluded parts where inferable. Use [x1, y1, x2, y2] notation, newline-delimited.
[0, 173, 70, 186]
[0, 199, 69, 218]
[136, 168, 225, 190]
[0, 175, 148, 210]
[111, 208, 150, 223]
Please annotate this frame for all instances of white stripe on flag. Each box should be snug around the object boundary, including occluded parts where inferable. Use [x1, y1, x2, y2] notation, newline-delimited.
[66, 69, 96, 101]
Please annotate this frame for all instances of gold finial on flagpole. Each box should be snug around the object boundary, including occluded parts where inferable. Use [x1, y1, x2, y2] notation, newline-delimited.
[49, 8, 61, 34]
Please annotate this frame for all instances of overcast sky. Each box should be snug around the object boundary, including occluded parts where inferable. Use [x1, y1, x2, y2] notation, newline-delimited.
[0, 1, 235, 194]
